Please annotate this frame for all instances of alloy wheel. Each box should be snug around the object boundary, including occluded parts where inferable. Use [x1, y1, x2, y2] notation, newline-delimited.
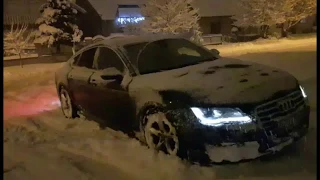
[60, 88, 73, 118]
[144, 112, 179, 155]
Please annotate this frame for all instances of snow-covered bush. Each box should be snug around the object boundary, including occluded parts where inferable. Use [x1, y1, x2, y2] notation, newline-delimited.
[123, 23, 142, 35]
[4, 23, 35, 60]
[34, 0, 83, 53]
[140, 0, 203, 44]
[270, 32, 281, 39]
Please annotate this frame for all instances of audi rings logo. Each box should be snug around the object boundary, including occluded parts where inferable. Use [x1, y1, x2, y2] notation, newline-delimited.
[278, 99, 295, 111]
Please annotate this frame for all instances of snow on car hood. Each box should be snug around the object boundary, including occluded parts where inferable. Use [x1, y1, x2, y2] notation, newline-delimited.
[128, 58, 298, 105]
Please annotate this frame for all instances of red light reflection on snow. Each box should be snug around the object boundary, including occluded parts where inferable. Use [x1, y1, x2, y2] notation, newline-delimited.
[4, 87, 61, 121]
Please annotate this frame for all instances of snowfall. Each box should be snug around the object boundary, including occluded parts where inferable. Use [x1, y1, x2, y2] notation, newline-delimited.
[4, 35, 317, 180]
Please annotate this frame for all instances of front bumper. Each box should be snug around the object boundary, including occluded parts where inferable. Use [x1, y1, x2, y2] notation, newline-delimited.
[183, 106, 310, 163]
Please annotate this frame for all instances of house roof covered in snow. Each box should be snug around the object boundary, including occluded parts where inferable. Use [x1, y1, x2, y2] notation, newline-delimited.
[4, 0, 87, 25]
[88, 0, 240, 20]
[193, 0, 240, 17]
[4, 0, 46, 25]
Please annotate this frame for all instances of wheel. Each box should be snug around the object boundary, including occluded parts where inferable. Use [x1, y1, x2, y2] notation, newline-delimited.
[143, 112, 179, 155]
[59, 87, 77, 118]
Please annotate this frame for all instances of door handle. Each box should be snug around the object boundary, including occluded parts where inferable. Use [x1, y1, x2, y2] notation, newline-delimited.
[90, 79, 97, 86]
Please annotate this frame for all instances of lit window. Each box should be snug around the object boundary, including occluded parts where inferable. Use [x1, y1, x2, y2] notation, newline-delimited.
[116, 17, 145, 25]
[116, 5, 145, 26]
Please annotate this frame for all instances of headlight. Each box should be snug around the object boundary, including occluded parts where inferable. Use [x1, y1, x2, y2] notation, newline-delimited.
[299, 85, 307, 98]
[190, 107, 252, 127]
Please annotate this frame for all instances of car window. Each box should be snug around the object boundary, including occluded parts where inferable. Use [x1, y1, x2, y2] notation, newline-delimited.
[137, 39, 216, 74]
[177, 47, 201, 57]
[123, 42, 148, 64]
[76, 47, 98, 68]
[73, 53, 82, 65]
[94, 47, 125, 72]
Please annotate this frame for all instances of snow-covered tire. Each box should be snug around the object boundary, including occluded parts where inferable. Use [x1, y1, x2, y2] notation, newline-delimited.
[59, 87, 77, 119]
[142, 112, 179, 155]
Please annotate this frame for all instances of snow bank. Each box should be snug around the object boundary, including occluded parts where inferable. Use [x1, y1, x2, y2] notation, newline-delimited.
[4, 63, 64, 92]
[4, 110, 216, 180]
[4, 84, 59, 120]
[206, 35, 316, 57]
[58, 134, 216, 180]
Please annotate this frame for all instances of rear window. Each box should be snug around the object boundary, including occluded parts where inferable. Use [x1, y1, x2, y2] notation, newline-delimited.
[123, 42, 148, 65]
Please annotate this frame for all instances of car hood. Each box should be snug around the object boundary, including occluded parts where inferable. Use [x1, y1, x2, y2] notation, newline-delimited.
[128, 58, 299, 105]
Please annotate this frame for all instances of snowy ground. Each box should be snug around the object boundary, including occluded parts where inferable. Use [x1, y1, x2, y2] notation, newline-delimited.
[206, 34, 316, 57]
[3, 38, 316, 180]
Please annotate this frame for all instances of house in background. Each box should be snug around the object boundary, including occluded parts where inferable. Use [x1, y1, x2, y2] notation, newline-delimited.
[87, 0, 146, 36]
[5, 0, 314, 43]
[291, 15, 317, 34]
[87, 0, 238, 37]
[3, 0, 46, 33]
[193, 0, 238, 35]
[75, 0, 103, 37]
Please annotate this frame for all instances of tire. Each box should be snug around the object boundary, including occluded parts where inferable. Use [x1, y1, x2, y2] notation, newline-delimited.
[59, 87, 78, 118]
[142, 111, 179, 156]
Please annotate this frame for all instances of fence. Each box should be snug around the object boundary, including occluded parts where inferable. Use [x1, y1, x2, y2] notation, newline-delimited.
[202, 34, 223, 45]
[3, 55, 69, 67]
[223, 34, 261, 43]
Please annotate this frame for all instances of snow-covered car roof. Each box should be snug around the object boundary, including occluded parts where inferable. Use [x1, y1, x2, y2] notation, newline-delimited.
[90, 34, 186, 47]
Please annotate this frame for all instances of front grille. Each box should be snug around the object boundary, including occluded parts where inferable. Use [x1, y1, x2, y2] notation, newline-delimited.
[254, 90, 305, 130]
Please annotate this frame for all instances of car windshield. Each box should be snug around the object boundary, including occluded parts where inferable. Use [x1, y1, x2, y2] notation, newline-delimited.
[123, 39, 217, 74]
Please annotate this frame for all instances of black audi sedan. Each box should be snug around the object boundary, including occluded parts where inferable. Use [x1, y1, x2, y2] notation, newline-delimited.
[55, 35, 309, 163]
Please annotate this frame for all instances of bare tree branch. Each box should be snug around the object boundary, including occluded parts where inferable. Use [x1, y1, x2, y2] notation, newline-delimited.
[4, 21, 35, 64]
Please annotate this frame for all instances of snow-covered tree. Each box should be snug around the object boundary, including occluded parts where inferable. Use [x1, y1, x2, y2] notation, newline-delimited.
[232, 0, 280, 38]
[140, 0, 203, 44]
[274, 0, 316, 37]
[233, 0, 316, 38]
[34, 0, 83, 53]
[4, 22, 35, 67]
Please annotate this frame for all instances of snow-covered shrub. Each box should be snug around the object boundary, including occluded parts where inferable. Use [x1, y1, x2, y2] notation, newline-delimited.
[270, 32, 281, 39]
[123, 23, 142, 35]
[4, 23, 35, 59]
[140, 0, 203, 44]
[34, 0, 83, 53]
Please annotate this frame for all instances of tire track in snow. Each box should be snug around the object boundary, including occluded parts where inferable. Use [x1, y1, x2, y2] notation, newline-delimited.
[4, 84, 60, 121]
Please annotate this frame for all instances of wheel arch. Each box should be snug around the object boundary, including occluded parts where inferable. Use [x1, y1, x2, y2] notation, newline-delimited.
[137, 102, 165, 125]
[131, 101, 166, 132]
[57, 83, 77, 103]
[57, 83, 68, 94]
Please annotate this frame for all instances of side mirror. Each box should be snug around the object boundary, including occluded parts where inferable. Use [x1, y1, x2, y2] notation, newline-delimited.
[101, 68, 123, 82]
[210, 49, 220, 56]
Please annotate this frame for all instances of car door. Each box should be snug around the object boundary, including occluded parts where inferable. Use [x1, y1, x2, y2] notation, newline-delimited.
[88, 46, 135, 130]
[68, 47, 98, 112]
